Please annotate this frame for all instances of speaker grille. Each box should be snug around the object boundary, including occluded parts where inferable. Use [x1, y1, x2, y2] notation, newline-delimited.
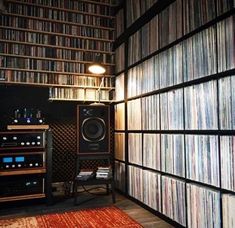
[82, 117, 106, 142]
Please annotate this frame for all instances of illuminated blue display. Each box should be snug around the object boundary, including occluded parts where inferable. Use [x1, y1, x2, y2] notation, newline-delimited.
[15, 156, 25, 162]
[3, 157, 13, 163]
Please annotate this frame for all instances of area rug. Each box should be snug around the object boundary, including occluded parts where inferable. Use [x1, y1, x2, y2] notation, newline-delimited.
[0, 206, 143, 227]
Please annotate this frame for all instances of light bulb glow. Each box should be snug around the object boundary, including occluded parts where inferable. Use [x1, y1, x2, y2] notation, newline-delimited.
[88, 64, 106, 74]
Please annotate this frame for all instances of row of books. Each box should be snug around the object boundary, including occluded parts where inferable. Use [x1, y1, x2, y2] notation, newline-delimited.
[115, 43, 125, 73]
[0, 28, 112, 52]
[114, 161, 125, 192]
[0, 25, 114, 41]
[1, 14, 113, 32]
[221, 136, 235, 191]
[0, 71, 114, 87]
[127, 163, 235, 227]
[114, 102, 125, 130]
[7, 3, 114, 26]
[48, 87, 111, 100]
[121, 133, 235, 190]
[114, 73, 124, 101]
[1, 43, 114, 63]
[186, 135, 220, 187]
[126, 0, 157, 27]
[15, 0, 114, 8]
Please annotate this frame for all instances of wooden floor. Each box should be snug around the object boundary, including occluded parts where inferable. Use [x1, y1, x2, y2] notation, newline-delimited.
[0, 187, 173, 228]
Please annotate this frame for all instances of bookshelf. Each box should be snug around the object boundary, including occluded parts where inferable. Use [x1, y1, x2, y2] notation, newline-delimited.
[0, 0, 115, 102]
[114, 0, 235, 227]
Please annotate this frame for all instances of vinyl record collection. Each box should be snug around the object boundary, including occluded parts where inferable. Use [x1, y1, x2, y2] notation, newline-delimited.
[222, 194, 235, 228]
[185, 135, 220, 187]
[143, 134, 160, 170]
[114, 103, 125, 130]
[161, 134, 185, 177]
[115, 43, 125, 73]
[128, 133, 142, 165]
[220, 136, 235, 191]
[114, 0, 235, 227]
[219, 75, 235, 130]
[187, 184, 221, 228]
[162, 176, 186, 226]
[115, 161, 125, 192]
[184, 81, 218, 130]
[116, 9, 124, 38]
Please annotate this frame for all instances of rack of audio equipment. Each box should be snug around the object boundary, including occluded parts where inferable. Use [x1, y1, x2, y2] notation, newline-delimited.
[0, 126, 52, 205]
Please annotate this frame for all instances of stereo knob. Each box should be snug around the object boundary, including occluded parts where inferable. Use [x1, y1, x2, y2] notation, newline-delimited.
[26, 142, 30, 145]
[6, 165, 9, 168]
[37, 142, 40, 145]
[13, 137, 17, 140]
[35, 163, 39, 167]
[12, 165, 15, 168]
[29, 163, 33, 167]
[32, 142, 35, 145]
[21, 142, 25, 146]
[37, 136, 41, 139]
[3, 137, 7, 140]
[18, 164, 21, 168]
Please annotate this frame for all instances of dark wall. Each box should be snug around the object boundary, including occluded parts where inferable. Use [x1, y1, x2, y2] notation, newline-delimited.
[0, 85, 77, 182]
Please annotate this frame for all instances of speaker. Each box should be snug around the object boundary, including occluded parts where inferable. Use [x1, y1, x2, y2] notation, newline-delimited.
[77, 105, 110, 155]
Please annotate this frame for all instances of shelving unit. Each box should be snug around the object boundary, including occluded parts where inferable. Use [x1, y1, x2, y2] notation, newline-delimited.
[0, 0, 115, 102]
[114, 0, 235, 227]
[0, 127, 52, 204]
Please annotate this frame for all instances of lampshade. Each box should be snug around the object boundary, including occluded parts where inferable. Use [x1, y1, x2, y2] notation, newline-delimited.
[88, 64, 106, 75]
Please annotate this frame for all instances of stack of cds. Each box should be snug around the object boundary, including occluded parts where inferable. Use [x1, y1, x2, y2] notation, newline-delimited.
[76, 170, 95, 181]
[96, 166, 112, 179]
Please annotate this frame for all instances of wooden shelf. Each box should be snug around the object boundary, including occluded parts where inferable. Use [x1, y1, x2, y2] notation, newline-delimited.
[0, 168, 46, 176]
[7, 0, 115, 19]
[0, 54, 115, 66]
[7, 125, 50, 130]
[0, 25, 114, 41]
[0, 81, 115, 90]
[3, 13, 115, 31]
[48, 98, 114, 103]
[0, 39, 114, 51]
[0, 68, 115, 78]
[0, 193, 46, 202]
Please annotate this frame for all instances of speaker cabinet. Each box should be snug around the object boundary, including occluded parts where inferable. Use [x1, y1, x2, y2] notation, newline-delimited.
[77, 105, 110, 155]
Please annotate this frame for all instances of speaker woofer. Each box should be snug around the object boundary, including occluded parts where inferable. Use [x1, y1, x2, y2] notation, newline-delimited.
[82, 117, 106, 142]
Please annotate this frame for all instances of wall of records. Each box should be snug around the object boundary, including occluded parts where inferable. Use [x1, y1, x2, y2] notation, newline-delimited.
[114, 0, 235, 227]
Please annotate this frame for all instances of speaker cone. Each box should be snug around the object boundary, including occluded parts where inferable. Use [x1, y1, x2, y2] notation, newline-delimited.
[82, 117, 106, 142]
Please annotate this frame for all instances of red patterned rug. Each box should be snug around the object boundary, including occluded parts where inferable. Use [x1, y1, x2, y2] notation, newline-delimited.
[0, 206, 143, 227]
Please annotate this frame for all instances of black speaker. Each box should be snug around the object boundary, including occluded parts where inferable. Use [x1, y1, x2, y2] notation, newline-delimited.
[77, 105, 110, 155]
